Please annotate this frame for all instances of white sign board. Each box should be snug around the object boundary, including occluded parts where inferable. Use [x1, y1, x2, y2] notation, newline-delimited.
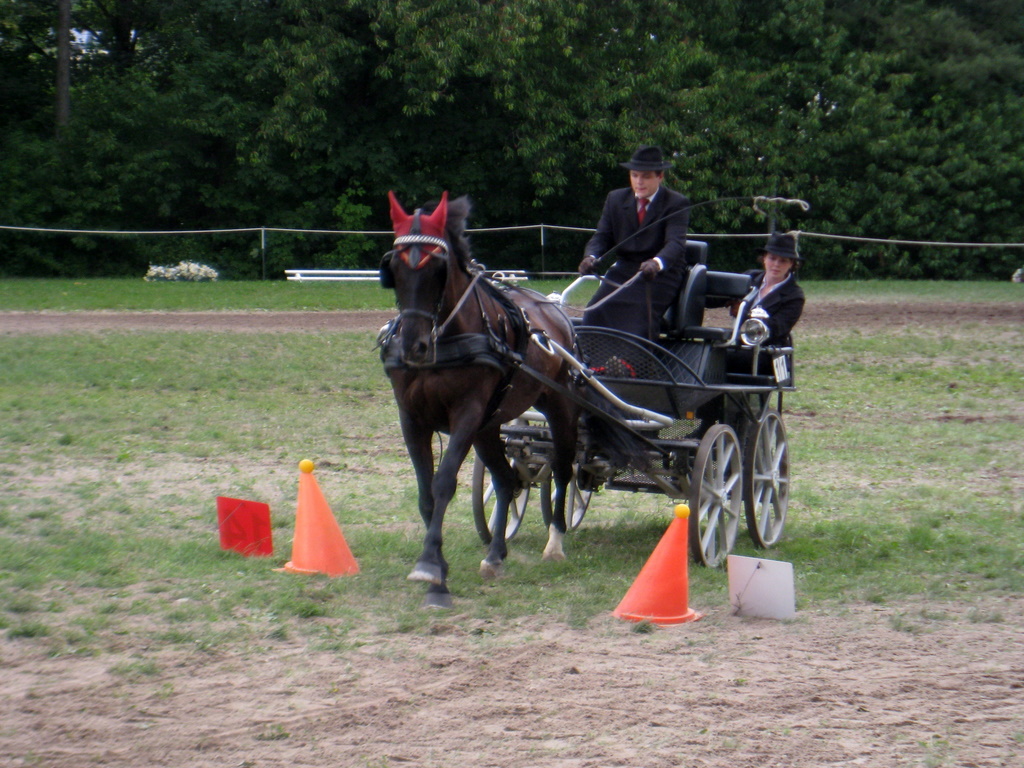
[727, 555, 796, 620]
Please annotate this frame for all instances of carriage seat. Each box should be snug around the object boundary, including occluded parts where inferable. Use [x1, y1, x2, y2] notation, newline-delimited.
[683, 239, 710, 267]
[661, 241, 707, 333]
[662, 260, 753, 342]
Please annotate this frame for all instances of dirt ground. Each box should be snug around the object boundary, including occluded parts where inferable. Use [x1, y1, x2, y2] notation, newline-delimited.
[2, 299, 1023, 768]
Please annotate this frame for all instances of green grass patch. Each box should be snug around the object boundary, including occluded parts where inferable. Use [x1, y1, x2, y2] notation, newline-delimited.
[1, 277, 1019, 311]
[0, 278, 393, 311]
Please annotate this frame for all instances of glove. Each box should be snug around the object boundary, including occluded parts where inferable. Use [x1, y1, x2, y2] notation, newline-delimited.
[639, 259, 661, 281]
[578, 255, 600, 275]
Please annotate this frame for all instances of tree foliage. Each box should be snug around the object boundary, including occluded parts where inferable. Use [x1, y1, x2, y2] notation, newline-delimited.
[0, 0, 1021, 278]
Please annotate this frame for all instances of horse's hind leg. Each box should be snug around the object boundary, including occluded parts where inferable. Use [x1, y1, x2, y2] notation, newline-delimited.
[473, 431, 516, 579]
[542, 404, 577, 562]
[542, 484, 567, 562]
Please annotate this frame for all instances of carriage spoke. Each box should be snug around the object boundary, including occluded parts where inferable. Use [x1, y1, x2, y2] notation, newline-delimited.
[472, 453, 531, 544]
[690, 424, 741, 567]
[744, 410, 789, 549]
[482, 481, 496, 507]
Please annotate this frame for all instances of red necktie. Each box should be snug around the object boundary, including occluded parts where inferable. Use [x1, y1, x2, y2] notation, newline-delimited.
[637, 197, 649, 225]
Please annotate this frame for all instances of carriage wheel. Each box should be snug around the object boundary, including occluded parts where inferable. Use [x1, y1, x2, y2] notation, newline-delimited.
[539, 467, 593, 531]
[743, 409, 789, 548]
[689, 424, 742, 567]
[471, 455, 530, 545]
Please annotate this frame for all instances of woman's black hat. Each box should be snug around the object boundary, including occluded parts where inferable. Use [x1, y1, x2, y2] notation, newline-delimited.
[760, 231, 803, 261]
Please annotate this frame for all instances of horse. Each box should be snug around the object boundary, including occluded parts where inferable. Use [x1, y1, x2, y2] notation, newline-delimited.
[379, 190, 644, 608]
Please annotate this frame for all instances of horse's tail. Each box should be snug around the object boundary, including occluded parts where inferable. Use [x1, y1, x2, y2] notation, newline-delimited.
[577, 385, 653, 472]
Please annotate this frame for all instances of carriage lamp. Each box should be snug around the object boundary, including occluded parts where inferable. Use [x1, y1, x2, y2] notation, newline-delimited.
[740, 318, 769, 346]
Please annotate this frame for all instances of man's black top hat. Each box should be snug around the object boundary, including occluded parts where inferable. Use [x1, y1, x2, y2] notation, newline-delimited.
[620, 145, 673, 171]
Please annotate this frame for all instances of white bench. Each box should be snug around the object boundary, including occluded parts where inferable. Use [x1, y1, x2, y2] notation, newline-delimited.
[285, 268, 529, 283]
[488, 270, 529, 283]
[285, 269, 380, 281]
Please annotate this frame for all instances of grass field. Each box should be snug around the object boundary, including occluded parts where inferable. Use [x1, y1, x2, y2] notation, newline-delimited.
[1, 279, 1022, 653]
[2, 276, 1023, 311]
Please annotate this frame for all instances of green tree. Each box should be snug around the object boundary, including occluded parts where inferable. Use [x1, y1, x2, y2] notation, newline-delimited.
[1, 0, 1021, 278]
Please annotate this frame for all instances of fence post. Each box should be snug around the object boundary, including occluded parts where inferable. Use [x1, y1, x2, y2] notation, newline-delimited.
[260, 228, 267, 280]
[541, 224, 546, 275]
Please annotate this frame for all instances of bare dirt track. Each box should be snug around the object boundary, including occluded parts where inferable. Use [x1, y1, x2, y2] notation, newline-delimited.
[2, 298, 1022, 335]
[4, 599, 1024, 768]
[2, 299, 1024, 768]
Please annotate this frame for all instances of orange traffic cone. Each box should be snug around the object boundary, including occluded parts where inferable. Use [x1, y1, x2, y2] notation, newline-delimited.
[612, 504, 701, 625]
[278, 460, 359, 577]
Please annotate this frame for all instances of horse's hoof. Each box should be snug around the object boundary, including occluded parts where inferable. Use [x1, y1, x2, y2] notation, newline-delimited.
[407, 562, 443, 584]
[479, 559, 504, 580]
[543, 527, 566, 562]
[422, 591, 453, 610]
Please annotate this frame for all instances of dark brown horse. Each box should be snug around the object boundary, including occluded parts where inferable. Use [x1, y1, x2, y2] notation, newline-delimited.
[380, 191, 602, 608]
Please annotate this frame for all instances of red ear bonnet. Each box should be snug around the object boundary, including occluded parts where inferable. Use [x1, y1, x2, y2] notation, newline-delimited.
[388, 190, 449, 240]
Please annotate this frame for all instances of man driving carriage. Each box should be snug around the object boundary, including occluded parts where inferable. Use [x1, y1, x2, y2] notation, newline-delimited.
[577, 145, 698, 340]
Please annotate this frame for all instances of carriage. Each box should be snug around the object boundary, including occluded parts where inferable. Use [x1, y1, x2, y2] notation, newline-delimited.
[469, 239, 795, 568]
[381, 191, 795, 606]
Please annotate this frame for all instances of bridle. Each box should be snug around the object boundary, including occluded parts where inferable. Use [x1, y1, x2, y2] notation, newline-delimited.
[385, 208, 485, 353]
[392, 231, 449, 270]
[386, 208, 450, 321]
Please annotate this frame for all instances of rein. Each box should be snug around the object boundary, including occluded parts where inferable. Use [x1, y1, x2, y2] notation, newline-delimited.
[576, 271, 655, 341]
[386, 230, 523, 373]
[433, 270, 485, 338]
[387, 212, 466, 353]
[580, 272, 642, 311]
[390, 261, 486, 367]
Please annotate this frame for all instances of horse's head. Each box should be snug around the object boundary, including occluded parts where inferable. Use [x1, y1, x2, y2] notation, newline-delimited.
[383, 190, 472, 365]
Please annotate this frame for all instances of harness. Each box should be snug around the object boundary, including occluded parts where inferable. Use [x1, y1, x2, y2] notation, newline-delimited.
[379, 226, 667, 452]
[379, 279, 531, 371]
[378, 214, 532, 424]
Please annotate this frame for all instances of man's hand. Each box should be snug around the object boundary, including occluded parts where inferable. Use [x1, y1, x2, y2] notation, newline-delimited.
[639, 259, 661, 281]
[578, 255, 600, 275]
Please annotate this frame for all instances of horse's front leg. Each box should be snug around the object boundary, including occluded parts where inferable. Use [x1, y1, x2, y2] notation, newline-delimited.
[408, 421, 478, 592]
[400, 413, 452, 607]
[399, 412, 436, 528]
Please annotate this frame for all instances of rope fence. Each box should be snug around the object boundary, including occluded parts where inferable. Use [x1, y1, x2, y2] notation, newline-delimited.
[2, 223, 1023, 279]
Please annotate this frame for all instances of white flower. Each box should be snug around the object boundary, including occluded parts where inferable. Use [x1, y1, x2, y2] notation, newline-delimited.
[144, 261, 219, 281]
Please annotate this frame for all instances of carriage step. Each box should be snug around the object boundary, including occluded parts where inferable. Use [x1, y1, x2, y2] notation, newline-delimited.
[650, 438, 701, 451]
[606, 478, 687, 497]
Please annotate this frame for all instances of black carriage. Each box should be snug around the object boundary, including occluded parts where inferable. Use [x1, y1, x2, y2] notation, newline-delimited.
[471, 240, 795, 567]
